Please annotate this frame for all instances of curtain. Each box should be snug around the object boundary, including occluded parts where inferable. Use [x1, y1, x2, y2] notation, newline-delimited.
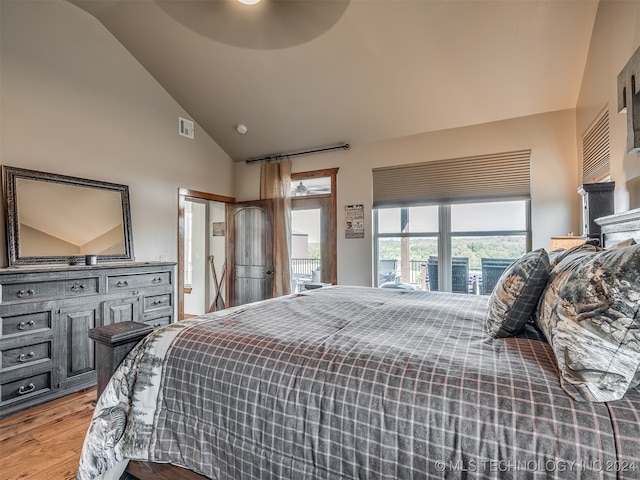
[260, 159, 292, 297]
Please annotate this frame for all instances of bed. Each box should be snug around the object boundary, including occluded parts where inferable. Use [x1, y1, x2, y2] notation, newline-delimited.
[77, 214, 640, 480]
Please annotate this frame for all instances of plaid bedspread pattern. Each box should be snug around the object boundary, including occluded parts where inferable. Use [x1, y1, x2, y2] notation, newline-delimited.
[143, 286, 639, 479]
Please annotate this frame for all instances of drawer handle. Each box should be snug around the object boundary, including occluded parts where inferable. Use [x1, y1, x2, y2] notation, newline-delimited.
[132, 290, 140, 295]
[69, 284, 86, 293]
[18, 320, 35, 330]
[116, 281, 129, 287]
[16, 289, 35, 298]
[18, 351, 36, 362]
[18, 383, 36, 395]
[154, 322, 163, 328]
[152, 277, 163, 283]
[152, 299, 165, 306]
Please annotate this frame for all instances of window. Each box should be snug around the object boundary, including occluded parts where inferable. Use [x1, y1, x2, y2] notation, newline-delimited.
[374, 200, 529, 294]
[582, 108, 610, 183]
[375, 206, 438, 288]
[291, 176, 331, 197]
[371, 150, 531, 293]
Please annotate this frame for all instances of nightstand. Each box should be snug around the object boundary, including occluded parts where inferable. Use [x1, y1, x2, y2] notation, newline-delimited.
[88, 321, 153, 400]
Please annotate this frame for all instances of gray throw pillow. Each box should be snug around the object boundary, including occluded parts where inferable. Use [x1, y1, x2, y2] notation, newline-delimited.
[486, 249, 551, 338]
[537, 244, 640, 402]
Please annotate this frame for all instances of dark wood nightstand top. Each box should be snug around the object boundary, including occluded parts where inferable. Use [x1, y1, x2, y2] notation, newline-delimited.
[88, 321, 153, 346]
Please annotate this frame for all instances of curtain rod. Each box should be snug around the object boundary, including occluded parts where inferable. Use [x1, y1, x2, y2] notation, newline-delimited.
[245, 143, 350, 164]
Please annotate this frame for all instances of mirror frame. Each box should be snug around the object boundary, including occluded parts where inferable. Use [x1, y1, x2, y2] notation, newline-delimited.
[2, 166, 135, 266]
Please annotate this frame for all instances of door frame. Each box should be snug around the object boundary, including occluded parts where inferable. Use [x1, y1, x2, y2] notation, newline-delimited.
[291, 168, 338, 285]
[177, 188, 235, 321]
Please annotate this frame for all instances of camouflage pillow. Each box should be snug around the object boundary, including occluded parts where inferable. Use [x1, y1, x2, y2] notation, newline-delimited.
[548, 243, 600, 268]
[486, 249, 551, 338]
[537, 244, 640, 402]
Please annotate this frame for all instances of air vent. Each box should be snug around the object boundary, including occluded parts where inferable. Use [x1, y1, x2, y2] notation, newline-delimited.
[179, 117, 194, 139]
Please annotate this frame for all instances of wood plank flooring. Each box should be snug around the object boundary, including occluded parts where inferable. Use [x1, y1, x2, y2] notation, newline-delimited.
[0, 389, 207, 480]
[0, 388, 96, 480]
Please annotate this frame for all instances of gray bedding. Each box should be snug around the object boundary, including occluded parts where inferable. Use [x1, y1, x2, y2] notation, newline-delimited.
[77, 286, 640, 479]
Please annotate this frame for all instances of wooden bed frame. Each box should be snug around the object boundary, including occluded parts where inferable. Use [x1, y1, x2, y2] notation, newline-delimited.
[111, 208, 640, 480]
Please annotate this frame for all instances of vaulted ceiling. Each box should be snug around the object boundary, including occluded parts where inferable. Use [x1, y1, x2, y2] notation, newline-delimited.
[68, 0, 599, 162]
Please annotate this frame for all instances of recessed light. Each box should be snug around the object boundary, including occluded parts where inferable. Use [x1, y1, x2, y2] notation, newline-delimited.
[238, 0, 260, 5]
[236, 124, 248, 134]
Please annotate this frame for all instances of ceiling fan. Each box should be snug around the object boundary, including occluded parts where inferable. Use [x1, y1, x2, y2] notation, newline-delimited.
[154, 0, 351, 49]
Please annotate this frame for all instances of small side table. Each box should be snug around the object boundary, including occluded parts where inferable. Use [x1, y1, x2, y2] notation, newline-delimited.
[88, 321, 153, 400]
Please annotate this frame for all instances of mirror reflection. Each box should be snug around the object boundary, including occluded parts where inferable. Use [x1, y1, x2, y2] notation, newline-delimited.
[16, 179, 125, 257]
[2, 166, 134, 266]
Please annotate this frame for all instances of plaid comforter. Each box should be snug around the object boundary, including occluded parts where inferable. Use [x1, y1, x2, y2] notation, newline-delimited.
[77, 286, 640, 479]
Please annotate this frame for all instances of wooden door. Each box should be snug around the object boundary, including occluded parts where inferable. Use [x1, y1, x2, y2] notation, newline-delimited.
[226, 200, 274, 307]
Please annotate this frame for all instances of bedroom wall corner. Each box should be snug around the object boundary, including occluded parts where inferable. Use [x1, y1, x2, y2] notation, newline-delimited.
[233, 110, 579, 287]
[576, 0, 640, 213]
[0, 0, 235, 267]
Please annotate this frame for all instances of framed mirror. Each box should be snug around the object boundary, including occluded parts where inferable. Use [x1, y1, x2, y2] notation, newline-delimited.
[2, 166, 134, 266]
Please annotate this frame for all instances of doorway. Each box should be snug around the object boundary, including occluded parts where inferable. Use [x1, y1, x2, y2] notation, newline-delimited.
[290, 168, 338, 287]
[178, 188, 234, 320]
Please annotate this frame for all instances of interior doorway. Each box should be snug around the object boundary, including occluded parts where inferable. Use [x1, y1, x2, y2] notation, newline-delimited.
[178, 188, 234, 320]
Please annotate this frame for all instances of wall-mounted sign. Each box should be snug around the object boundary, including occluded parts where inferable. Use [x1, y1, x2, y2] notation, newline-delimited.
[212, 222, 225, 236]
[345, 204, 364, 239]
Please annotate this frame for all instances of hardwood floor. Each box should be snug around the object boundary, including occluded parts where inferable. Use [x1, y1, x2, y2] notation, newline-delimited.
[0, 389, 207, 480]
[0, 388, 96, 480]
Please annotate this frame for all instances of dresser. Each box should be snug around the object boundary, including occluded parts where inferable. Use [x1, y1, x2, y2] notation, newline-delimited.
[0, 262, 175, 418]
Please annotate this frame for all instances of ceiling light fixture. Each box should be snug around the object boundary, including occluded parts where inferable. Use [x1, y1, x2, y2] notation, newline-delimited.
[236, 124, 248, 135]
[238, 0, 261, 5]
[156, 0, 350, 49]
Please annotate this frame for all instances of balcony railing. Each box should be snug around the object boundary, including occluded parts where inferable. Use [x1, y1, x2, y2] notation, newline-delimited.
[291, 258, 322, 277]
[293, 258, 509, 294]
[379, 260, 500, 294]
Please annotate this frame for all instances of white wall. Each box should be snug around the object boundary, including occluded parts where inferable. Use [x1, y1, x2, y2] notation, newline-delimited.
[183, 201, 206, 316]
[0, 0, 234, 267]
[576, 0, 640, 212]
[209, 201, 227, 309]
[235, 109, 579, 287]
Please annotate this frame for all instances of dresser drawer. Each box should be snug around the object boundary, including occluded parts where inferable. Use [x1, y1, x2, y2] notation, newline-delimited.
[1, 340, 52, 370]
[1, 281, 59, 303]
[144, 294, 172, 313]
[145, 316, 171, 329]
[1, 371, 51, 405]
[0, 311, 52, 339]
[1, 277, 98, 303]
[107, 271, 171, 292]
[61, 278, 99, 297]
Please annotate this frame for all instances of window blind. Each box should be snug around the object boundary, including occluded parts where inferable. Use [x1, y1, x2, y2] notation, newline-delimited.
[582, 109, 610, 183]
[372, 150, 531, 208]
